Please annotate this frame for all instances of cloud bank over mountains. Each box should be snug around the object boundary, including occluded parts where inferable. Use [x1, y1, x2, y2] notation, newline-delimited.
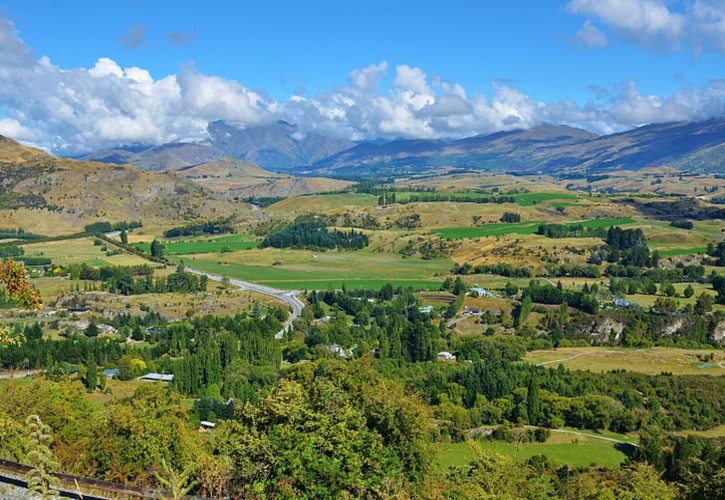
[0, 15, 723, 155]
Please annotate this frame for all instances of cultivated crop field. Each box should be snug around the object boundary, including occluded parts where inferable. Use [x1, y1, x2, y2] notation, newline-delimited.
[523, 347, 725, 376]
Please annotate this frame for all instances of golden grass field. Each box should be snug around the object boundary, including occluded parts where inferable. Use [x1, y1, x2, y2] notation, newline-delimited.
[524, 347, 725, 376]
[23, 237, 150, 267]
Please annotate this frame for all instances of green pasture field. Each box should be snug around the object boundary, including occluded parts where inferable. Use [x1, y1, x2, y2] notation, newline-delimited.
[135, 234, 259, 256]
[433, 217, 635, 239]
[654, 246, 707, 256]
[435, 438, 629, 469]
[179, 248, 450, 290]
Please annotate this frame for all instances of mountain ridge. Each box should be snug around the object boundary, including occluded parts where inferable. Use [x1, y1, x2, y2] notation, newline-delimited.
[70, 118, 725, 176]
[0, 136, 238, 235]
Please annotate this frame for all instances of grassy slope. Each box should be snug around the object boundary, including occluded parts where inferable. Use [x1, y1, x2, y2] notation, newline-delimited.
[523, 347, 725, 376]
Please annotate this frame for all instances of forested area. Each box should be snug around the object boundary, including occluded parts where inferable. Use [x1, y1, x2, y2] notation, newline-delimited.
[0, 267, 723, 497]
[0, 278, 725, 498]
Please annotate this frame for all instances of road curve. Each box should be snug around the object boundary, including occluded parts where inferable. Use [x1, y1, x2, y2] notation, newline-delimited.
[185, 267, 305, 339]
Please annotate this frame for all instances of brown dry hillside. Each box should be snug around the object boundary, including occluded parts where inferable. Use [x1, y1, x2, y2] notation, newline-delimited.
[178, 157, 280, 179]
[176, 157, 352, 198]
[0, 136, 241, 235]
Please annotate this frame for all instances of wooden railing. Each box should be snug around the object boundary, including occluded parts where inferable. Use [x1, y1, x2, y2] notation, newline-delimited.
[0, 458, 213, 499]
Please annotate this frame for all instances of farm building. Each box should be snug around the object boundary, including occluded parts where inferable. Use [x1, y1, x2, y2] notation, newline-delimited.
[140, 373, 174, 382]
[103, 368, 119, 379]
[463, 307, 482, 316]
[200, 421, 216, 431]
[418, 305, 433, 313]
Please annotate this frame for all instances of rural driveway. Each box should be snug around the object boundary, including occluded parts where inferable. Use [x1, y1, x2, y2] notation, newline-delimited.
[186, 267, 305, 339]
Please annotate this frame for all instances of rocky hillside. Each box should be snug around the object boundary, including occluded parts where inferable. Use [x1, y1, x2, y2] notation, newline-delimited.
[174, 157, 351, 198]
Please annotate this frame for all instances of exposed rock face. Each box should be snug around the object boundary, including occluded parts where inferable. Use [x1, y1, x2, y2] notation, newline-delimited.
[578, 317, 625, 343]
[712, 321, 725, 345]
[661, 318, 686, 336]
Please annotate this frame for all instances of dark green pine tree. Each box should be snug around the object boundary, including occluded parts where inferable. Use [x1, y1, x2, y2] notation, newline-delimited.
[527, 374, 540, 426]
[131, 324, 145, 341]
[85, 352, 97, 392]
[150, 239, 164, 258]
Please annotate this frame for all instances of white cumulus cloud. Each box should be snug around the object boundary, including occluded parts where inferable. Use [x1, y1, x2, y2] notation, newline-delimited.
[0, 16, 723, 154]
[573, 20, 609, 48]
[567, 0, 725, 56]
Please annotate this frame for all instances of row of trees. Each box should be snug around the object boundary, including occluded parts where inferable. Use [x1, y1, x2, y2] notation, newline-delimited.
[536, 223, 606, 238]
[84, 220, 142, 234]
[163, 219, 236, 238]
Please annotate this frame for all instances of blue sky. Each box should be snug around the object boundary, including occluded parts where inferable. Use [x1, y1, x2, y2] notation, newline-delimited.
[4, 0, 720, 101]
[0, 0, 723, 152]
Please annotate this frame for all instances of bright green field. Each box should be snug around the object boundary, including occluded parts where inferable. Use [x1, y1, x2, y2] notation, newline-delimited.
[180, 249, 450, 290]
[433, 217, 636, 239]
[136, 234, 259, 256]
[654, 246, 707, 257]
[435, 439, 629, 469]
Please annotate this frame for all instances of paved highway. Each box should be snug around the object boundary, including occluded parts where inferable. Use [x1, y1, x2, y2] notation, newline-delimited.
[186, 267, 305, 339]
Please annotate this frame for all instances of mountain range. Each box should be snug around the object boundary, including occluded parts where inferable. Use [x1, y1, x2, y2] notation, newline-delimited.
[75, 119, 725, 177]
[77, 120, 354, 172]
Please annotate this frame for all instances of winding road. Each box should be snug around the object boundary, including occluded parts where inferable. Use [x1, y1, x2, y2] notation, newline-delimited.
[103, 231, 306, 339]
[186, 268, 305, 339]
